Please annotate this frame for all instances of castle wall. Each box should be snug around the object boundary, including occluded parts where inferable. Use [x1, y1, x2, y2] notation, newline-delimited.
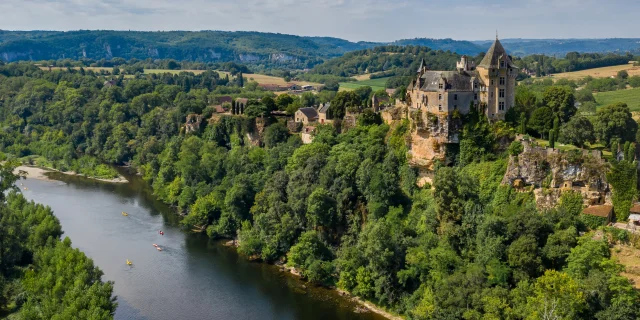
[447, 92, 473, 114]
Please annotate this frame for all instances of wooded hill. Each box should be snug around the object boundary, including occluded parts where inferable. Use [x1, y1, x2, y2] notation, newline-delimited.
[2, 30, 640, 69]
[0, 30, 377, 69]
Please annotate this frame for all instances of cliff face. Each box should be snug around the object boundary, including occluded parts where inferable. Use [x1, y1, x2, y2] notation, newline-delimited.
[502, 139, 610, 208]
[382, 105, 461, 169]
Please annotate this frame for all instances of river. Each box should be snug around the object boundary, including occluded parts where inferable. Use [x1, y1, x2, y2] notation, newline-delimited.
[19, 172, 385, 320]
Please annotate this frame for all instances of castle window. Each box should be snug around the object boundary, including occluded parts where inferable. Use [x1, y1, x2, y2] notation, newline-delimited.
[474, 93, 478, 100]
[500, 77, 505, 85]
[454, 94, 458, 100]
[500, 61, 505, 68]
[499, 89, 505, 98]
[438, 94, 442, 100]
[490, 92, 494, 98]
[491, 80, 494, 85]
[499, 101, 505, 111]
[438, 83, 443, 90]
[438, 105, 442, 111]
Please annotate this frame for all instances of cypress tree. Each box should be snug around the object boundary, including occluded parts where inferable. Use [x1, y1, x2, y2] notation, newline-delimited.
[237, 72, 244, 88]
[549, 130, 556, 148]
[519, 112, 527, 134]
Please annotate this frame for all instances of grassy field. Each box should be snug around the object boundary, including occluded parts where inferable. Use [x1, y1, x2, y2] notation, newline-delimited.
[339, 77, 390, 91]
[594, 87, 640, 111]
[552, 63, 640, 80]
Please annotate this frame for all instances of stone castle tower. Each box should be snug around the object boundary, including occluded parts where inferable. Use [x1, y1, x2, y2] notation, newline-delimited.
[406, 37, 517, 121]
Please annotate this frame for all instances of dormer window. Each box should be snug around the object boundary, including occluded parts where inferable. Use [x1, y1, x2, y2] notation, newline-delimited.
[500, 61, 505, 68]
[438, 83, 443, 90]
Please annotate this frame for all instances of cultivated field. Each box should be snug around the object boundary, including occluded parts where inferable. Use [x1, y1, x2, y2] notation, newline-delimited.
[552, 63, 640, 80]
[40, 66, 320, 87]
[352, 72, 386, 81]
[594, 87, 640, 112]
[339, 77, 389, 91]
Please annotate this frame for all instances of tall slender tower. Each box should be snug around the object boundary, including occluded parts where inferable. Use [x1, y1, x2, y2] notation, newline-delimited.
[475, 36, 517, 120]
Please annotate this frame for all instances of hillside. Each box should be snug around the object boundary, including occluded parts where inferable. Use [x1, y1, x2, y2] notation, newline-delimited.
[0, 30, 377, 69]
[306, 45, 466, 78]
[2, 31, 640, 69]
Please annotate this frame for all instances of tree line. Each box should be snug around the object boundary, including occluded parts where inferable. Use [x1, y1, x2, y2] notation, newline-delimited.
[0, 159, 116, 318]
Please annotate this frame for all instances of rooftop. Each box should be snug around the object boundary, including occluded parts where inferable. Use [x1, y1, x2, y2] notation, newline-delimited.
[583, 205, 613, 218]
[298, 107, 318, 119]
[478, 38, 516, 69]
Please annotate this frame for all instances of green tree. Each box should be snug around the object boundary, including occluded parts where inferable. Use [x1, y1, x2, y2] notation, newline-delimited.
[617, 70, 629, 79]
[594, 102, 638, 146]
[542, 86, 576, 122]
[558, 116, 595, 148]
[526, 270, 585, 320]
[608, 158, 637, 221]
[329, 91, 361, 119]
[528, 107, 554, 138]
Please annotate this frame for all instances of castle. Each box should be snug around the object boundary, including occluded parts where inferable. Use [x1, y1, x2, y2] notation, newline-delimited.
[406, 37, 517, 120]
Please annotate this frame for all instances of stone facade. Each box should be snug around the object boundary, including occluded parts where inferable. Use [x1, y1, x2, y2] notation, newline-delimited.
[406, 38, 516, 121]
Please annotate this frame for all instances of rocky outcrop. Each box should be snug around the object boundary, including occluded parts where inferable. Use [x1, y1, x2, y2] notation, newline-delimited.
[184, 114, 203, 134]
[503, 138, 610, 208]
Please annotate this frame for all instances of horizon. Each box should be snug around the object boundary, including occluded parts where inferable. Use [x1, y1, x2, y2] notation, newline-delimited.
[1, 0, 639, 42]
[1, 29, 639, 44]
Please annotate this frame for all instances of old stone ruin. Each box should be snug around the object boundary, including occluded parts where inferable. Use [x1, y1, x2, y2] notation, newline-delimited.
[502, 137, 610, 209]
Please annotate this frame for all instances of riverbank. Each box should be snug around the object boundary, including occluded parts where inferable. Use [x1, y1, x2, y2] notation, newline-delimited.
[14, 165, 128, 183]
[224, 239, 403, 319]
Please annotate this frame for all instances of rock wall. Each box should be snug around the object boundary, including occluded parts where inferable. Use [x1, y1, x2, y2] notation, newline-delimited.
[503, 138, 610, 208]
[381, 105, 461, 169]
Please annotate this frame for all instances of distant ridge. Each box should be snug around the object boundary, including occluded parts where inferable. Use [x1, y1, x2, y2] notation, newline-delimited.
[0, 30, 639, 66]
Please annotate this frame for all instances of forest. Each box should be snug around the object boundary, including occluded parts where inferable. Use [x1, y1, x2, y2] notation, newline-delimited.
[0, 59, 639, 319]
[300, 46, 638, 89]
[0, 158, 117, 318]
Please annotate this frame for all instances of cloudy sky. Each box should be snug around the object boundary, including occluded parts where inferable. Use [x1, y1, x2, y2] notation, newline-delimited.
[1, 0, 637, 42]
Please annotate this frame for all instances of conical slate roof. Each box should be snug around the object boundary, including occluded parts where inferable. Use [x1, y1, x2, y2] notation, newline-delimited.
[416, 58, 426, 73]
[478, 38, 514, 68]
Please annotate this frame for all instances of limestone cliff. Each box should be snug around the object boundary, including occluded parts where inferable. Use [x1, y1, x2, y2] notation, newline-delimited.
[382, 105, 461, 169]
[502, 138, 610, 208]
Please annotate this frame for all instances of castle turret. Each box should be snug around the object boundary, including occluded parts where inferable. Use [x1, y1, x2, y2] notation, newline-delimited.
[456, 55, 474, 72]
[475, 37, 517, 120]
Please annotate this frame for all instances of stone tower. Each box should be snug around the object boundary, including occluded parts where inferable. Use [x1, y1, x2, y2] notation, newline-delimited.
[475, 37, 517, 120]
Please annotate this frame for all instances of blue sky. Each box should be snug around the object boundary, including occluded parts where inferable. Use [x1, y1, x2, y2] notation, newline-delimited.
[1, 0, 638, 42]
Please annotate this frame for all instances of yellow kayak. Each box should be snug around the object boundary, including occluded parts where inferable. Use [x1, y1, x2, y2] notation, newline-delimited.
[122, 212, 129, 216]
[126, 259, 132, 265]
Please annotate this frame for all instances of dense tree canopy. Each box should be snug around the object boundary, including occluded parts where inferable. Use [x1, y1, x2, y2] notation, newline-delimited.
[0, 60, 638, 319]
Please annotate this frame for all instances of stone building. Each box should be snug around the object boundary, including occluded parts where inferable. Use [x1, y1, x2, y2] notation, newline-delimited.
[406, 37, 517, 121]
[294, 107, 318, 124]
[317, 103, 331, 124]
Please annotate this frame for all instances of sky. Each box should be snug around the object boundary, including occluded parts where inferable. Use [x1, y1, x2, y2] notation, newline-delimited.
[1, 0, 638, 42]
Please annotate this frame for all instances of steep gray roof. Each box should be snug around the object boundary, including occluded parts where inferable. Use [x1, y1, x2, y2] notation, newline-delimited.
[317, 103, 330, 114]
[420, 70, 475, 91]
[298, 107, 318, 119]
[478, 38, 516, 69]
[416, 58, 426, 72]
